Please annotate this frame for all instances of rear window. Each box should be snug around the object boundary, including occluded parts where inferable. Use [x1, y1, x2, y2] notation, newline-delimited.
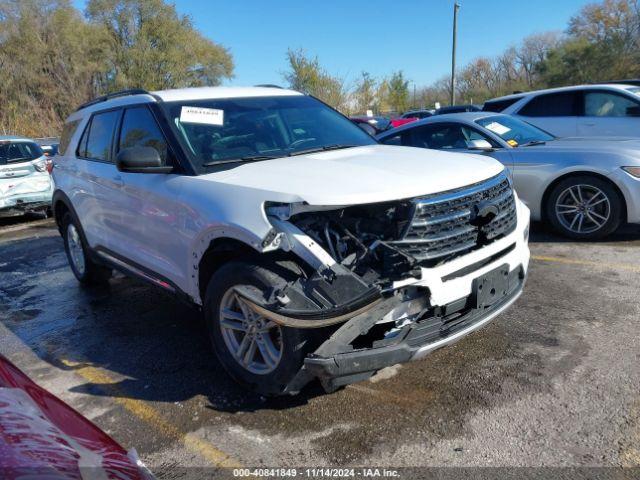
[518, 92, 580, 117]
[0, 141, 44, 165]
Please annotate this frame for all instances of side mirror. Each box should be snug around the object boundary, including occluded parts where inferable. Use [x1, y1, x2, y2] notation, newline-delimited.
[116, 147, 172, 173]
[626, 105, 640, 117]
[467, 139, 494, 150]
[357, 123, 377, 136]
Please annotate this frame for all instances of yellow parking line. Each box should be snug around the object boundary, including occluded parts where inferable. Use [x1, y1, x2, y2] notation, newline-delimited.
[532, 255, 640, 273]
[60, 359, 241, 468]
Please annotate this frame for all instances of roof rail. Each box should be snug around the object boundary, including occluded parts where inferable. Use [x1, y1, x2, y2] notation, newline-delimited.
[75, 89, 152, 112]
[598, 79, 640, 86]
[254, 84, 283, 89]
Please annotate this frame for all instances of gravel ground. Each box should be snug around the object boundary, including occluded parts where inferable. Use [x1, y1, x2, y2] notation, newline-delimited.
[1, 218, 639, 478]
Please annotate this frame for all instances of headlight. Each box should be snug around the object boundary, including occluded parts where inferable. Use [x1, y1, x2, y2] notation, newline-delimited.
[524, 223, 530, 243]
[622, 166, 640, 178]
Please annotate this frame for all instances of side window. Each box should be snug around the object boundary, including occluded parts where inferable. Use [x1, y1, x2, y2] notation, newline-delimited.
[518, 92, 579, 117]
[584, 91, 639, 117]
[83, 110, 120, 162]
[483, 97, 522, 112]
[379, 131, 411, 146]
[58, 119, 80, 156]
[411, 125, 468, 149]
[118, 106, 169, 163]
[381, 134, 401, 146]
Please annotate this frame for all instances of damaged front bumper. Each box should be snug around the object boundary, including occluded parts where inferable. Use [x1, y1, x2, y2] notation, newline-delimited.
[294, 264, 525, 393]
[276, 199, 531, 394]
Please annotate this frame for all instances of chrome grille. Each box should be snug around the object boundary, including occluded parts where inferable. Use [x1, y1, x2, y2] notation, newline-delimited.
[391, 173, 517, 262]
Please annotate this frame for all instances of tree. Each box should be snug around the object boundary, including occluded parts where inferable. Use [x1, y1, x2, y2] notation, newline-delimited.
[86, 0, 233, 91]
[385, 71, 409, 113]
[353, 72, 377, 114]
[282, 49, 348, 110]
[0, 0, 110, 136]
[566, 0, 640, 79]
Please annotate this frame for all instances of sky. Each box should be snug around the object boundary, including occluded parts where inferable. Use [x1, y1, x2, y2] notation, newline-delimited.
[74, 0, 595, 88]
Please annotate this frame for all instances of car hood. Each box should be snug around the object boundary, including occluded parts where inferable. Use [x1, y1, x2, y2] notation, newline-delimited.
[197, 145, 504, 206]
[524, 137, 640, 156]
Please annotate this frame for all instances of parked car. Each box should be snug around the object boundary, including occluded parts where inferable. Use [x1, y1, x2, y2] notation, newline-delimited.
[435, 104, 481, 115]
[377, 112, 640, 239]
[483, 83, 640, 138]
[401, 110, 434, 119]
[0, 136, 54, 217]
[349, 115, 391, 135]
[0, 354, 152, 479]
[52, 87, 530, 396]
[390, 116, 418, 128]
[41, 143, 59, 157]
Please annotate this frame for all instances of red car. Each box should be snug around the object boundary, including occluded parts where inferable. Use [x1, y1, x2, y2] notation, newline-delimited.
[390, 117, 418, 128]
[0, 355, 153, 479]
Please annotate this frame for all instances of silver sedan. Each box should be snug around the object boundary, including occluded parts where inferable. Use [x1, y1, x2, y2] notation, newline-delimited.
[377, 112, 640, 239]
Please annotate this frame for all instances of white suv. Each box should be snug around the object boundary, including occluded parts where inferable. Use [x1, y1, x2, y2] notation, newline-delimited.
[484, 83, 640, 138]
[52, 86, 530, 396]
[0, 136, 54, 217]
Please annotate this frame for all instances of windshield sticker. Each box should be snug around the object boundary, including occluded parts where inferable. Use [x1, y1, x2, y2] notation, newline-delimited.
[484, 122, 511, 135]
[507, 139, 519, 147]
[180, 106, 224, 126]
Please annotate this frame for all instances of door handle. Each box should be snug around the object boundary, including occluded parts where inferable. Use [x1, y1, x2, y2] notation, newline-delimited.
[582, 122, 596, 127]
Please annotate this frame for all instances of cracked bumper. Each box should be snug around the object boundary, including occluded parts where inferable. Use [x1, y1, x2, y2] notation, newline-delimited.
[303, 265, 526, 391]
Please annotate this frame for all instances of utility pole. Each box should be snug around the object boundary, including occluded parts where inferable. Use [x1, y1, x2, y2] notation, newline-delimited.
[450, 2, 460, 106]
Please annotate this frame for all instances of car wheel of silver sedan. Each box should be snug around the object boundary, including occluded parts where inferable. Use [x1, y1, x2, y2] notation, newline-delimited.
[546, 176, 623, 240]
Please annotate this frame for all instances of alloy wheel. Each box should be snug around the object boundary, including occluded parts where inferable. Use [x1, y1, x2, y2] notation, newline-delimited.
[219, 289, 283, 375]
[555, 184, 611, 235]
[66, 223, 86, 276]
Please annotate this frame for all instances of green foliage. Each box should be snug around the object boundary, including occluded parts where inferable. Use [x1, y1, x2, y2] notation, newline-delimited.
[282, 49, 348, 111]
[0, 0, 233, 137]
[353, 72, 377, 113]
[385, 71, 410, 113]
[538, 0, 640, 85]
[86, 0, 233, 91]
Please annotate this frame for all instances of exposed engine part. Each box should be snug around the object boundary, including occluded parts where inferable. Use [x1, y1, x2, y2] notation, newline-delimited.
[287, 201, 421, 287]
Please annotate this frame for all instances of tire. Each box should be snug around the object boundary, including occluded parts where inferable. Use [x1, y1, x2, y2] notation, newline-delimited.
[545, 175, 623, 240]
[203, 260, 322, 396]
[62, 213, 112, 285]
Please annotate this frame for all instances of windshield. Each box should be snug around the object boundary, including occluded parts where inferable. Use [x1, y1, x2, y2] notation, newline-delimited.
[164, 95, 376, 166]
[476, 115, 554, 146]
[626, 87, 640, 96]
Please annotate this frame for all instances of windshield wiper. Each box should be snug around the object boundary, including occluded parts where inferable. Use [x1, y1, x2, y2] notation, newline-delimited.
[202, 145, 358, 166]
[519, 140, 546, 147]
[288, 144, 358, 157]
[203, 154, 279, 167]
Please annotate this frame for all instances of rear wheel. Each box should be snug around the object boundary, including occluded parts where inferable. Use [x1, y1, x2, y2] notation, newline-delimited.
[204, 260, 322, 396]
[546, 176, 623, 240]
[62, 213, 111, 285]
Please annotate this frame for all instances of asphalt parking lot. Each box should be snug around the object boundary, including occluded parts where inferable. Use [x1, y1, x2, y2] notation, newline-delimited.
[1, 216, 639, 476]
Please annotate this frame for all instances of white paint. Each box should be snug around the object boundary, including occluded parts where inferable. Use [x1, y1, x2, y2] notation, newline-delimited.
[180, 106, 224, 126]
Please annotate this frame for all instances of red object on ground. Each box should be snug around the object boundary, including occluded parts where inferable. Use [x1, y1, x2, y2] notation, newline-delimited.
[390, 117, 418, 128]
[0, 354, 152, 479]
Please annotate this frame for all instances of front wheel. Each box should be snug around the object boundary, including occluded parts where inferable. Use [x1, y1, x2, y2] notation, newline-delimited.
[203, 261, 323, 396]
[62, 213, 112, 285]
[546, 176, 623, 240]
